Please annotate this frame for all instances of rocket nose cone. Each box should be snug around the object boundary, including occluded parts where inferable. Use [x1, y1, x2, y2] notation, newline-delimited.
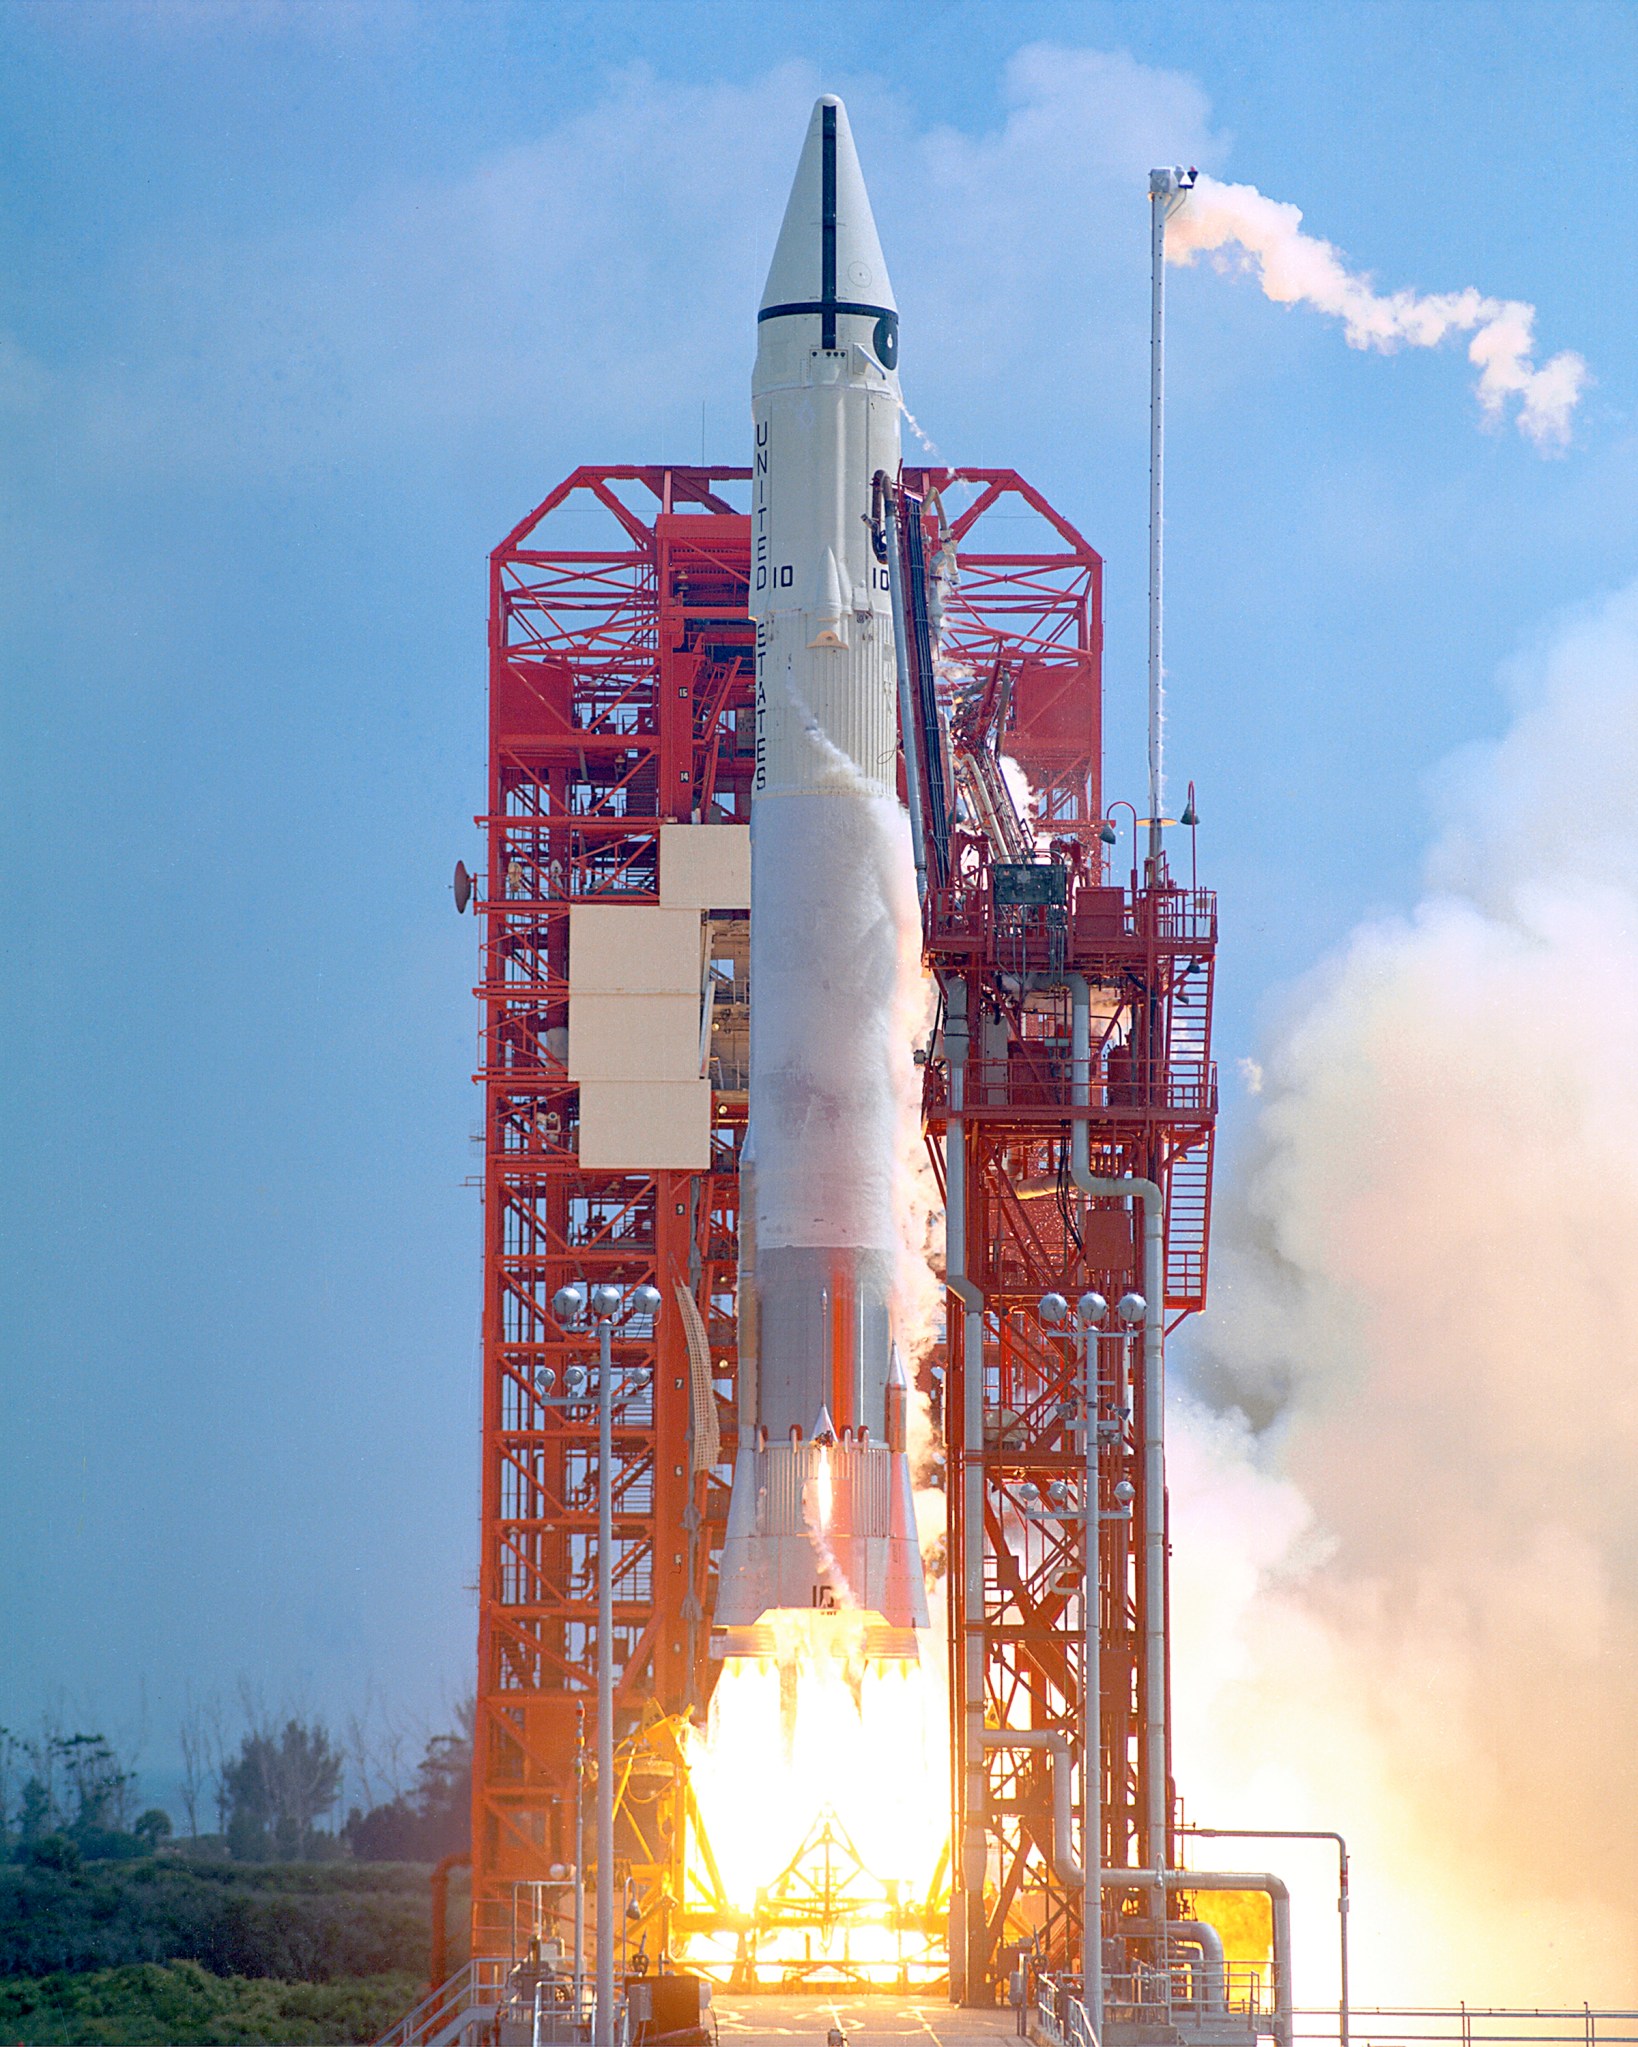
[760, 94, 896, 317]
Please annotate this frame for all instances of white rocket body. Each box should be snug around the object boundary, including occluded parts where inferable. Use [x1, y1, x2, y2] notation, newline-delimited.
[713, 95, 928, 1657]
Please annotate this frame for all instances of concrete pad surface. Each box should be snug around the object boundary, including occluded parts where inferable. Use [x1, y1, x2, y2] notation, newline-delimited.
[714, 1995, 1023, 2047]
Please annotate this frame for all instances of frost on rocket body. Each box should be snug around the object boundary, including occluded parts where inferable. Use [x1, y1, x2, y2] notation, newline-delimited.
[752, 786, 903, 1255]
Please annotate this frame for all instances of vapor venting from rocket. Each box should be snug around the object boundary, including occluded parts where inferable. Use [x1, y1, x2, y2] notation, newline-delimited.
[1174, 579, 1638, 2005]
[1167, 174, 1587, 448]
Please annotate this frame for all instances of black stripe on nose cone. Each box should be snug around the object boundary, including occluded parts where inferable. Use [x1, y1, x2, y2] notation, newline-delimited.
[821, 102, 837, 349]
[756, 300, 899, 369]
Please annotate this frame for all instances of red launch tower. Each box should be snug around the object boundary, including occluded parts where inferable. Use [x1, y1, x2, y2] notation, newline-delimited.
[468, 462, 1217, 1996]
[472, 466, 754, 1956]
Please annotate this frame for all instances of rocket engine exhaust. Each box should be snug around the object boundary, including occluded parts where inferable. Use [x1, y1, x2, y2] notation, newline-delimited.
[711, 94, 930, 1659]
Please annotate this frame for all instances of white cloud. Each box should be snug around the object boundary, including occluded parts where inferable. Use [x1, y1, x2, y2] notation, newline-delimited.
[47, 47, 1225, 481]
[16, 44, 1596, 489]
[71, 62, 820, 475]
[1185, 577, 1638, 2003]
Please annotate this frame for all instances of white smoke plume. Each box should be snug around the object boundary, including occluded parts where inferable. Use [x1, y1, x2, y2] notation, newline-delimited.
[1168, 174, 1588, 450]
[1173, 580, 1638, 2005]
[762, 665, 944, 1473]
[882, 804, 945, 1394]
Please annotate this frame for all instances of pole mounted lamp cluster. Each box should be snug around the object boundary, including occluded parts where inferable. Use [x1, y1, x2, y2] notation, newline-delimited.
[548, 1280, 663, 2047]
[1027, 1286, 1145, 2047]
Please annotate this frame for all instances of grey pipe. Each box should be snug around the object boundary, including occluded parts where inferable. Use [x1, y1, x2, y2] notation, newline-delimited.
[982, 1730, 1082, 1886]
[1163, 1920, 1225, 2013]
[594, 1314, 615, 2047]
[1102, 1870, 1291, 2047]
[1180, 1824, 1348, 2047]
[945, 980, 988, 1998]
[1069, 974, 1168, 1865]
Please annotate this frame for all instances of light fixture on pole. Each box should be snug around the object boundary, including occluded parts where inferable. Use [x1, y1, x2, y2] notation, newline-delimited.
[1033, 1287, 1139, 2047]
[552, 1279, 662, 2047]
[573, 1703, 585, 2019]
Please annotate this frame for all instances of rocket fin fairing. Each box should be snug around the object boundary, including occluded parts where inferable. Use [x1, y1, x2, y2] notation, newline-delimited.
[712, 95, 929, 1660]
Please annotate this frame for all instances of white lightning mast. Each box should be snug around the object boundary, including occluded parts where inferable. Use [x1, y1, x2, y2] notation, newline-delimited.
[1147, 166, 1196, 879]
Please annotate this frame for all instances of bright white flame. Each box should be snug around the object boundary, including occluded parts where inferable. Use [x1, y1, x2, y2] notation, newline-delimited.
[681, 1612, 949, 1976]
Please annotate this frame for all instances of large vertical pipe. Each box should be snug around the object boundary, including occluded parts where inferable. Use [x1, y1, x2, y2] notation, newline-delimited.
[1069, 975, 1167, 1868]
[1082, 1319, 1103, 2042]
[736, 1150, 759, 1433]
[944, 978, 988, 2000]
[573, 1704, 586, 2017]
[595, 1314, 614, 2047]
[427, 1852, 468, 1992]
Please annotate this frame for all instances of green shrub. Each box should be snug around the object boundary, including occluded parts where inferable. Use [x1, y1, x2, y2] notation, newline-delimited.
[0, 1860, 451, 1980]
[0, 1959, 424, 2044]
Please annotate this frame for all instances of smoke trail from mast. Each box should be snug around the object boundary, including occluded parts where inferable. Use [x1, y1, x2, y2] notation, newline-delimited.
[1167, 173, 1588, 448]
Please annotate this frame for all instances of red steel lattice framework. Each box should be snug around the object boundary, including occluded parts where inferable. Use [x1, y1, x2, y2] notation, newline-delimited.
[468, 464, 1217, 1989]
[473, 466, 754, 1957]
[903, 470, 1218, 1998]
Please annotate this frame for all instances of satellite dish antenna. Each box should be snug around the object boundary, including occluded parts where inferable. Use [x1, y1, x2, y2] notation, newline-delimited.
[453, 860, 473, 914]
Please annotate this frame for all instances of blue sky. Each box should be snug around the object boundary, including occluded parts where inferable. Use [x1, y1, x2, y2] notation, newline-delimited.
[4, 0, 1636, 1794]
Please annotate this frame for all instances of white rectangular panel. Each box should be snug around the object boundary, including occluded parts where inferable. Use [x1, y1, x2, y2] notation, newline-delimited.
[568, 992, 701, 1082]
[568, 904, 700, 994]
[659, 823, 751, 911]
[577, 1080, 711, 1170]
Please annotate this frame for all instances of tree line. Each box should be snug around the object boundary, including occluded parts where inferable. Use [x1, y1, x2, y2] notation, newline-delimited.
[0, 1698, 472, 1868]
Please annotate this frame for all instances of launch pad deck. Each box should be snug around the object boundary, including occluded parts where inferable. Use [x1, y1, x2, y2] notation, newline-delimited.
[714, 1996, 1024, 2047]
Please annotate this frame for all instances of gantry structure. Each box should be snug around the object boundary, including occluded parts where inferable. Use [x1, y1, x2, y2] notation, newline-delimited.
[893, 472, 1218, 1998]
[468, 464, 1217, 1996]
[472, 466, 753, 1957]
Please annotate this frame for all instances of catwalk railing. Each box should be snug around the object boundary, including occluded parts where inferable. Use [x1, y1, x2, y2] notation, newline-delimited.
[1036, 1979, 1638, 2047]
[372, 1958, 630, 2047]
[1037, 1965, 1277, 2038]
[1293, 2019, 1638, 2047]
[372, 1959, 509, 2047]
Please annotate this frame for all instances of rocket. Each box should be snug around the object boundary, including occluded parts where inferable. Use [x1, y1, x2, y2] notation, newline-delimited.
[712, 95, 929, 1658]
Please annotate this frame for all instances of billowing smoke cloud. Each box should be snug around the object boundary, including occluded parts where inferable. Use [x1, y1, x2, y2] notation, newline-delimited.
[1172, 580, 1638, 2005]
[1168, 174, 1588, 449]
